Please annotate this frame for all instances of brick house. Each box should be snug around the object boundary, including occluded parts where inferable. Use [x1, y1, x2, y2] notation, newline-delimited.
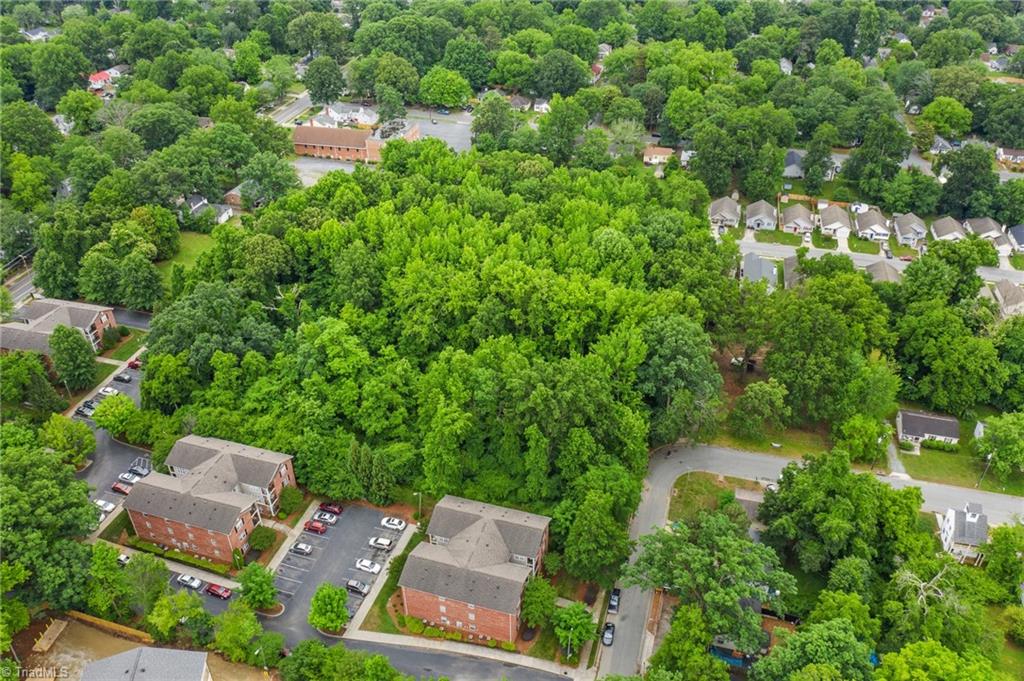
[0, 298, 116, 355]
[398, 496, 550, 642]
[124, 436, 295, 563]
[292, 123, 420, 163]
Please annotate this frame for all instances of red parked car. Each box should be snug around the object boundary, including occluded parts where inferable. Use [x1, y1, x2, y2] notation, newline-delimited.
[318, 502, 343, 515]
[110, 482, 132, 495]
[206, 584, 232, 600]
[127, 359, 142, 369]
[303, 520, 327, 534]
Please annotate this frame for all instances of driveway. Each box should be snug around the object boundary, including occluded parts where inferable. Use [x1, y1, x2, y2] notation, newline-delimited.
[265, 505, 397, 646]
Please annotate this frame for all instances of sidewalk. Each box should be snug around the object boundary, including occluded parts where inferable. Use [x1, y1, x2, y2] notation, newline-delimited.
[265, 501, 320, 573]
[94, 539, 240, 589]
[344, 522, 416, 632]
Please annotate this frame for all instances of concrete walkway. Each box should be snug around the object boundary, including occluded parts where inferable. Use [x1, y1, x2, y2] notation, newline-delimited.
[94, 539, 240, 589]
[887, 440, 908, 477]
[265, 502, 321, 573]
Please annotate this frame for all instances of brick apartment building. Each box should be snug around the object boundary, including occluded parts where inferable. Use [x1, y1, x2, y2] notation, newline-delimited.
[398, 495, 550, 641]
[0, 298, 116, 355]
[292, 123, 420, 163]
[124, 436, 294, 563]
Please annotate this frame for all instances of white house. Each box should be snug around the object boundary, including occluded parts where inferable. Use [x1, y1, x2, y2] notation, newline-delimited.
[964, 216, 1003, 240]
[855, 208, 889, 241]
[1008, 224, 1024, 252]
[642, 145, 674, 165]
[939, 503, 988, 564]
[678, 149, 696, 168]
[819, 204, 851, 238]
[993, 279, 1024, 318]
[708, 197, 741, 231]
[19, 27, 54, 42]
[326, 103, 378, 126]
[742, 252, 777, 292]
[782, 204, 815, 234]
[533, 98, 550, 114]
[931, 216, 966, 241]
[896, 409, 960, 445]
[745, 200, 777, 231]
[997, 147, 1024, 164]
[779, 57, 793, 75]
[894, 213, 927, 248]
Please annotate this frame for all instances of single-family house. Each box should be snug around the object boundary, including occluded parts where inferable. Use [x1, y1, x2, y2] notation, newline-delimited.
[819, 204, 851, 238]
[782, 204, 814, 234]
[964, 216, 1003, 240]
[905, 99, 921, 115]
[987, 42, 999, 55]
[309, 113, 336, 128]
[896, 409, 960, 445]
[184, 194, 208, 217]
[209, 204, 233, 225]
[643, 145, 674, 165]
[19, 28, 54, 42]
[326, 103, 377, 126]
[746, 200, 777, 231]
[893, 32, 911, 44]
[533, 98, 550, 114]
[866, 261, 902, 283]
[597, 43, 613, 60]
[931, 216, 966, 241]
[779, 58, 793, 76]
[709, 197, 741, 231]
[124, 435, 296, 563]
[1008, 224, 1024, 252]
[590, 63, 604, 83]
[108, 64, 130, 79]
[223, 183, 246, 209]
[997, 148, 1024, 164]
[398, 495, 550, 642]
[940, 503, 989, 563]
[894, 213, 927, 247]
[0, 298, 117, 355]
[782, 256, 801, 289]
[993, 279, 1024, 318]
[743, 252, 777, 291]
[509, 95, 531, 112]
[782, 149, 805, 179]
[931, 135, 953, 155]
[987, 56, 1009, 72]
[855, 208, 889, 241]
[89, 70, 112, 90]
[678, 149, 696, 168]
[82, 648, 211, 681]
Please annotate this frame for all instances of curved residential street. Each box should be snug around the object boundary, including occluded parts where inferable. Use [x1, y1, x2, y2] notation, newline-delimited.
[599, 443, 1024, 678]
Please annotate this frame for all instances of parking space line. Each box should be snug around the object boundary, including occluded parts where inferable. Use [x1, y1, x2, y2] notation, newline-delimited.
[275, 574, 303, 586]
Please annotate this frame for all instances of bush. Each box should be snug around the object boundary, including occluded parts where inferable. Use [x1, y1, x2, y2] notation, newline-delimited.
[543, 551, 562, 577]
[118, 325, 131, 337]
[921, 438, 958, 452]
[898, 440, 914, 451]
[231, 549, 245, 570]
[248, 526, 277, 551]
[445, 631, 462, 641]
[126, 536, 165, 554]
[500, 640, 516, 651]
[279, 486, 304, 515]
[101, 327, 120, 351]
[1007, 606, 1024, 645]
[833, 185, 852, 201]
[165, 549, 231, 575]
[395, 614, 406, 628]
[406, 618, 425, 634]
[424, 626, 443, 638]
[277, 511, 286, 519]
[487, 639, 497, 648]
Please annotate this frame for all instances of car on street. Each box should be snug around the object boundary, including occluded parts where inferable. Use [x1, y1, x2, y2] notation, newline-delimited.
[304, 520, 327, 534]
[318, 502, 343, 515]
[206, 584, 232, 599]
[602, 622, 615, 646]
[608, 588, 621, 614]
[99, 386, 120, 396]
[368, 537, 393, 552]
[127, 359, 141, 369]
[111, 482, 132, 495]
[355, 558, 381, 574]
[312, 511, 338, 525]
[346, 579, 370, 596]
[118, 472, 142, 484]
[380, 517, 406, 531]
[117, 554, 131, 567]
[177, 574, 203, 590]
[75, 405, 96, 417]
[290, 542, 314, 555]
[94, 499, 116, 513]
[97, 512, 107, 524]
[113, 373, 133, 383]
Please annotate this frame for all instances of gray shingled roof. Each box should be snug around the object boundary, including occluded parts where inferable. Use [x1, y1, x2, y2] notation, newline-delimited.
[125, 436, 290, 534]
[931, 216, 965, 239]
[0, 298, 112, 353]
[899, 410, 959, 439]
[965, 217, 1002, 237]
[952, 507, 988, 546]
[866, 261, 902, 283]
[894, 213, 925, 237]
[709, 196, 740, 222]
[399, 496, 550, 614]
[820, 205, 851, 230]
[782, 204, 813, 229]
[743, 252, 776, 286]
[81, 648, 207, 681]
[995, 280, 1024, 311]
[746, 200, 776, 222]
[855, 208, 887, 232]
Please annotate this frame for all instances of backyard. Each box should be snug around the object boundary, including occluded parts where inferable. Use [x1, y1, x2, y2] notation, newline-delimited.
[156, 232, 215, 283]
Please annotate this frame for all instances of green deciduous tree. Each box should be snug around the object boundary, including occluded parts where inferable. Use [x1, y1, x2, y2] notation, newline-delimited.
[147, 589, 205, 641]
[119, 250, 164, 311]
[874, 640, 997, 681]
[537, 94, 587, 165]
[807, 590, 880, 646]
[563, 490, 631, 587]
[57, 89, 102, 134]
[974, 412, 1024, 482]
[417, 66, 472, 108]
[123, 552, 170, 616]
[729, 378, 790, 441]
[981, 523, 1024, 603]
[520, 575, 557, 629]
[751, 618, 872, 681]
[32, 42, 90, 109]
[38, 414, 95, 467]
[308, 582, 350, 632]
[833, 414, 890, 465]
[86, 542, 131, 621]
[552, 601, 594, 659]
[920, 96, 972, 139]
[92, 393, 139, 438]
[648, 605, 729, 680]
[533, 49, 590, 98]
[238, 563, 277, 610]
[49, 325, 95, 391]
[240, 151, 300, 209]
[213, 600, 262, 663]
[0, 101, 62, 156]
[304, 56, 346, 107]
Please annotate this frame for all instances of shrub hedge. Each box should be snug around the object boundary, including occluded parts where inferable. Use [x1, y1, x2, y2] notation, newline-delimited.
[921, 438, 958, 452]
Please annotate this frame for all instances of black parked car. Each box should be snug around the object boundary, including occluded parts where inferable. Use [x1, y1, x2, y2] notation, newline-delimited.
[113, 373, 133, 383]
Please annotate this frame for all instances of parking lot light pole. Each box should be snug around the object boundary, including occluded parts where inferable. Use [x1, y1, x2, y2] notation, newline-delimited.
[413, 491, 421, 520]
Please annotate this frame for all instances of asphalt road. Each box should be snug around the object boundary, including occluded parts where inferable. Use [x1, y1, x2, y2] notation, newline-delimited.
[600, 443, 1024, 677]
[346, 640, 566, 681]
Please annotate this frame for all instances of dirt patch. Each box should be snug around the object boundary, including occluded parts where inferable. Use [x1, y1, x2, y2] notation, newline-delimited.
[346, 498, 418, 524]
[11, 614, 54, 663]
[714, 349, 768, 402]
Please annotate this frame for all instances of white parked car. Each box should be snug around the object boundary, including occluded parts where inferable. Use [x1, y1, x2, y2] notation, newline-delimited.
[355, 558, 382, 574]
[312, 511, 338, 525]
[118, 472, 141, 484]
[117, 554, 131, 567]
[380, 517, 407, 531]
[290, 542, 314, 556]
[176, 574, 203, 590]
[94, 499, 116, 513]
[368, 537, 393, 552]
[99, 386, 120, 397]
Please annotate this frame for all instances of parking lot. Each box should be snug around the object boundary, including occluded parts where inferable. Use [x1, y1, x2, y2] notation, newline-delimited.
[268, 504, 404, 645]
[164, 569, 235, 618]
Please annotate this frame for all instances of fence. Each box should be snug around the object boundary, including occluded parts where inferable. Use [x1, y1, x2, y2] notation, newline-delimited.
[66, 611, 154, 644]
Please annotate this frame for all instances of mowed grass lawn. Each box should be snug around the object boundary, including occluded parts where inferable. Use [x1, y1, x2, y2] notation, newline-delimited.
[1011, 254, 1024, 271]
[709, 426, 831, 460]
[104, 328, 148, 361]
[156, 232, 214, 282]
[754, 229, 803, 246]
[668, 472, 763, 524]
[847, 235, 880, 254]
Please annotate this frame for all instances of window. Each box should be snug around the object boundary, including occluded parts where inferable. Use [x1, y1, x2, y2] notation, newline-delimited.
[467, 603, 475, 609]
[145, 521, 151, 528]
[167, 527, 174, 535]
[438, 596, 446, 602]
[469, 624, 477, 631]
[468, 613, 475, 621]
[440, 616, 449, 625]
[439, 606, 446, 614]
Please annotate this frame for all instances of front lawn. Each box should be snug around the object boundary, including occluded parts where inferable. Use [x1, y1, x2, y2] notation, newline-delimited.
[754, 229, 803, 246]
[58, 361, 119, 403]
[525, 625, 560, 662]
[847, 235, 881, 254]
[811, 229, 837, 249]
[668, 472, 764, 524]
[708, 426, 830, 460]
[1011, 254, 1024, 271]
[361, 530, 424, 634]
[887, 236, 917, 258]
[156, 232, 214, 282]
[899, 447, 1024, 496]
[105, 328, 148, 361]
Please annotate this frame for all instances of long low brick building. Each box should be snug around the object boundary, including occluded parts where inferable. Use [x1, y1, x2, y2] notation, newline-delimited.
[124, 436, 295, 563]
[292, 123, 420, 163]
[0, 298, 117, 355]
[398, 495, 550, 642]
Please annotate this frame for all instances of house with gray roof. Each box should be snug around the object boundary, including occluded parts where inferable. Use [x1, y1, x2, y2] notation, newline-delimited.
[1008, 224, 1024, 252]
[124, 436, 295, 563]
[0, 298, 117, 355]
[398, 495, 550, 641]
[782, 203, 815, 233]
[709, 196, 741, 231]
[854, 208, 890, 241]
[819, 204, 851, 237]
[964, 216, 1003, 239]
[81, 648, 210, 681]
[745, 200, 777, 230]
[940, 503, 989, 563]
[993, 279, 1024, 318]
[743, 252, 777, 292]
[931, 216, 966, 241]
[782, 149, 805, 179]
[866, 260, 902, 283]
[896, 409, 959, 445]
[894, 213, 927, 248]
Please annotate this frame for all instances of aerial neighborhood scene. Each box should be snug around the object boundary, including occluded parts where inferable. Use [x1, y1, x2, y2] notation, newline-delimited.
[2, 1, 1024, 680]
